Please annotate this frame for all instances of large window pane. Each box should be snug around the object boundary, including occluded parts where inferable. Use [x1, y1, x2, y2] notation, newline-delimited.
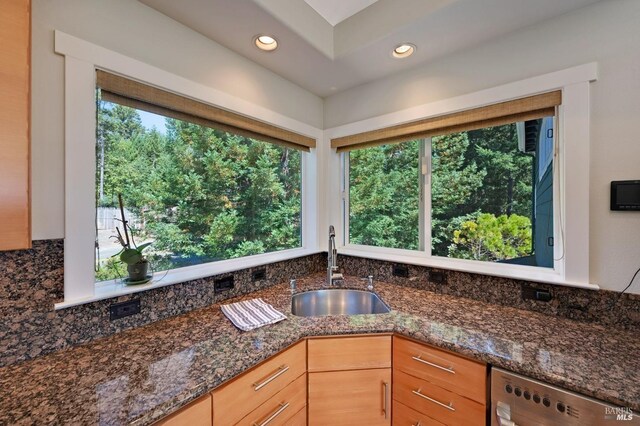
[95, 99, 302, 282]
[431, 118, 554, 267]
[348, 141, 420, 250]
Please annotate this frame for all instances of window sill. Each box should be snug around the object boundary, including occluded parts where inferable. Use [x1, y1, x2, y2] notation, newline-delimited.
[339, 245, 599, 290]
[55, 247, 322, 310]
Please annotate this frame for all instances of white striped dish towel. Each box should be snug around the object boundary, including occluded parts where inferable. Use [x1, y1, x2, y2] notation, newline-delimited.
[220, 298, 287, 331]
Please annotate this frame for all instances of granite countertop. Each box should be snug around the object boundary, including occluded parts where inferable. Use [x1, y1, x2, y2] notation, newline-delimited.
[0, 273, 638, 425]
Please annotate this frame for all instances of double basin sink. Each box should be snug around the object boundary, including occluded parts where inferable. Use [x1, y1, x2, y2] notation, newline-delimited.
[291, 289, 390, 317]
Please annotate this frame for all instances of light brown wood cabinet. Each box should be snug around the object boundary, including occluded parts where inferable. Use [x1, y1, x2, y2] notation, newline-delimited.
[156, 334, 489, 425]
[393, 336, 488, 426]
[309, 367, 391, 426]
[156, 394, 212, 426]
[308, 335, 392, 426]
[236, 373, 307, 426]
[394, 400, 446, 426]
[212, 341, 307, 426]
[0, 0, 31, 251]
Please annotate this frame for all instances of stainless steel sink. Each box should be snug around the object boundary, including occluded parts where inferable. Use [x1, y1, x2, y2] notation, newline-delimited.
[291, 289, 390, 317]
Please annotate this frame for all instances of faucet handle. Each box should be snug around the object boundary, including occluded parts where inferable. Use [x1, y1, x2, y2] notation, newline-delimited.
[361, 275, 374, 290]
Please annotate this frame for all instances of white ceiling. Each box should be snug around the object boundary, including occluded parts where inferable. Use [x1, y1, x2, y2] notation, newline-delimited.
[138, 0, 602, 97]
[303, 0, 380, 26]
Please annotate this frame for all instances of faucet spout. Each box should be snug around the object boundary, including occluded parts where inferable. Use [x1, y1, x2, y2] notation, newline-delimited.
[327, 225, 342, 285]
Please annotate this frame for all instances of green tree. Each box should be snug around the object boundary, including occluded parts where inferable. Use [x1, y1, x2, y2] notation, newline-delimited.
[349, 141, 420, 249]
[96, 100, 145, 207]
[431, 132, 485, 255]
[449, 213, 532, 261]
[465, 125, 533, 218]
[96, 102, 302, 280]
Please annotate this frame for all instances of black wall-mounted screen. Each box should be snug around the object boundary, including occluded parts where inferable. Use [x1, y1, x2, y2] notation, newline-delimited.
[611, 180, 640, 210]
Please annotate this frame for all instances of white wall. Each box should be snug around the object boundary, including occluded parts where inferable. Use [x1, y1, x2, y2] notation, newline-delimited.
[324, 0, 640, 293]
[31, 0, 323, 241]
[32, 0, 640, 293]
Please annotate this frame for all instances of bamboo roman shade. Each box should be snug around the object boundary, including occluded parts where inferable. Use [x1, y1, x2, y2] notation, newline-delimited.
[331, 91, 561, 152]
[96, 70, 316, 152]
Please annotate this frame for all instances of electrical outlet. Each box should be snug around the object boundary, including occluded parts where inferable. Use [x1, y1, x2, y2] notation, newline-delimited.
[109, 299, 141, 320]
[215, 276, 235, 292]
[252, 269, 266, 281]
[392, 264, 409, 278]
[429, 270, 446, 284]
[522, 285, 552, 302]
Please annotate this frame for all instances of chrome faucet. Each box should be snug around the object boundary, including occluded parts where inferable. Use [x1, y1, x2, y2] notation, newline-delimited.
[327, 225, 343, 285]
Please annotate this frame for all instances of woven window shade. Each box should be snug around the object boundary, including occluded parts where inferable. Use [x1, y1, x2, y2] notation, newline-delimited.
[96, 70, 315, 152]
[331, 91, 561, 152]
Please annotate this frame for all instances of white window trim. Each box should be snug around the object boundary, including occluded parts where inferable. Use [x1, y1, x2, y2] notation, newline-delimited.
[55, 31, 323, 309]
[324, 63, 598, 290]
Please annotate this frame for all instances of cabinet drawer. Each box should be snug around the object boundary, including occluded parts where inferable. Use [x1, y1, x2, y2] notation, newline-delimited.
[394, 370, 486, 426]
[308, 335, 391, 372]
[237, 373, 306, 426]
[393, 336, 486, 403]
[309, 368, 391, 426]
[393, 400, 445, 426]
[212, 341, 306, 425]
[287, 407, 307, 425]
[156, 394, 211, 426]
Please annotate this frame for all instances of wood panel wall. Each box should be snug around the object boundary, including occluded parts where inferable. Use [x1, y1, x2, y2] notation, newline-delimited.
[0, 0, 31, 251]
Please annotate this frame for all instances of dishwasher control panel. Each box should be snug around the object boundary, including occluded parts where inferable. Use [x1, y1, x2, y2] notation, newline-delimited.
[491, 368, 636, 425]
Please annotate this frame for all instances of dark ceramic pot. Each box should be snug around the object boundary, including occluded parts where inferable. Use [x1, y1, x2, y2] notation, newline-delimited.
[127, 260, 149, 281]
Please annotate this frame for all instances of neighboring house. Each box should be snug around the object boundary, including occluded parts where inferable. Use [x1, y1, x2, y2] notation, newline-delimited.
[507, 117, 555, 267]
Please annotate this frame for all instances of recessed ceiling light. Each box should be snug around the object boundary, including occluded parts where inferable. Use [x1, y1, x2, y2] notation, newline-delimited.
[254, 35, 278, 52]
[392, 43, 416, 59]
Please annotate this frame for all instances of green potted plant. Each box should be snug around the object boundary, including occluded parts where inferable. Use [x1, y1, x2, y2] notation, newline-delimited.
[112, 194, 152, 283]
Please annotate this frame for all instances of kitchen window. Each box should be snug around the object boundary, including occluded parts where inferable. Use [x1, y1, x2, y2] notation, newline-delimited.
[338, 91, 561, 271]
[95, 97, 303, 282]
[93, 71, 313, 284]
[57, 36, 321, 308]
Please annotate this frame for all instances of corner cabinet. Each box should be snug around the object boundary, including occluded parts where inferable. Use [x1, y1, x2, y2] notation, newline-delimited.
[155, 334, 489, 425]
[308, 335, 392, 425]
[212, 341, 307, 426]
[0, 0, 31, 251]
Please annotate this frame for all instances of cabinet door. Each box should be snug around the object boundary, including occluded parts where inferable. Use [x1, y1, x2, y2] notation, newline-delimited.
[309, 368, 391, 426]
[0, 0, 31, 251]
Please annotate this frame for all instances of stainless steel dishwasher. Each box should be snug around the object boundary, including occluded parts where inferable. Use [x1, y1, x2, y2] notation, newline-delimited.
[491, 367, 637, 425]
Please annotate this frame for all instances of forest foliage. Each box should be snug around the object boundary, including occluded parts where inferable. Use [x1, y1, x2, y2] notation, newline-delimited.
[349, 123, 535, 262]
[96, 99, 539, 281]
[96, 101, 301, 281]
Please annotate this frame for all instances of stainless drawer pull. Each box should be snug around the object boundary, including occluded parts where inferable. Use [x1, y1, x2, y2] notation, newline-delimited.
[412, 422, 422, 426]
[382, 381, 389, 419]
[412, 389, 455, 412]
[253, 402, 290, 426]
[253, 365, 289, 391]
[412, 355, 455, 374]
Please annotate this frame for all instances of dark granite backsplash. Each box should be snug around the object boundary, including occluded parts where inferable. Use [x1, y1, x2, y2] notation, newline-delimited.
[339, 255, 640, 331]
[2, 240, 639, 368]
[0, 240, 324, 367]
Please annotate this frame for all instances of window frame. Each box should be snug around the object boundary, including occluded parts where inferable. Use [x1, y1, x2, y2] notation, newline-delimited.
[56, 31, 322, 309]
[342, 120, 558, 268]
[327, 64, 598, 290]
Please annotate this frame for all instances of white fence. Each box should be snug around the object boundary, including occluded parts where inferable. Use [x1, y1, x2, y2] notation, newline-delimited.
[96, 207, 142, 231]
